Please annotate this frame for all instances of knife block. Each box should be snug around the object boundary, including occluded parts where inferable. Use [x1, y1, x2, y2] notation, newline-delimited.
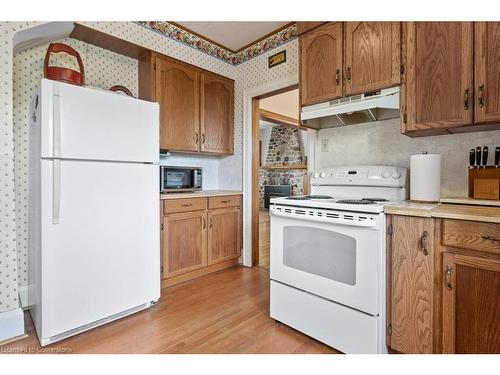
[468, 167, 500, 200]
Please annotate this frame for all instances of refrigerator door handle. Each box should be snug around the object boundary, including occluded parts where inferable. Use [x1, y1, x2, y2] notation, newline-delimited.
[53, 91, 61, 158]
[52, 159, 61, 224]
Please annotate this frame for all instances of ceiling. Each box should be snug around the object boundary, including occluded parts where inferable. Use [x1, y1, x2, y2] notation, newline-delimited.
[174, 21, 291, 52]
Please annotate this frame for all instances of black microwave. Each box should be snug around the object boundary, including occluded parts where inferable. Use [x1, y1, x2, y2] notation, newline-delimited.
[160, 166, 202, 192]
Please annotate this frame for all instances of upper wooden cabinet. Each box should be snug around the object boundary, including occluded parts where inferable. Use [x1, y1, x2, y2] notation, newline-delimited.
[200, 73, 234, 154]
[401, 22, 474, 135]
[155, 57, 200, 152]
[474, 22, 500, 125]
[300, 22, 343, 106]
[300, 22, 401, 106]
[139, 52, 234, 155]
[344, 22, 400, 96]
[387, 215, 435, 354]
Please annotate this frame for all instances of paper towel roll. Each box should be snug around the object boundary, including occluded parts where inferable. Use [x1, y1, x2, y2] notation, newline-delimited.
[410, 153, 441, 202]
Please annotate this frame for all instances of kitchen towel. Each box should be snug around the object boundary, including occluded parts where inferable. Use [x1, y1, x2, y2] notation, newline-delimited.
[410, 153, 442, 202]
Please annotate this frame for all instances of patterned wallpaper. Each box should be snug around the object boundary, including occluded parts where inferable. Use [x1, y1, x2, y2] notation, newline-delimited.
[0, 21, 299, 314]
[0, 22, 41, 313]
[13, 38, 138, 297]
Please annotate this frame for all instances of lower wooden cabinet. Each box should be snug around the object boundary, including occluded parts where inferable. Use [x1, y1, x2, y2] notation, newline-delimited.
[442, 252, 500, 354]
[208, 207, 241, 266]
[387, 215, 435, 354]
[163, 211, 207, 278]
[161, 195, 242, 287]
[387, 214, 500, 354]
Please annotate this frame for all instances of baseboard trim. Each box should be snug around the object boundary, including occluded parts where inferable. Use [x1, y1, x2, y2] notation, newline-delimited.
[0, 308, 25, 343]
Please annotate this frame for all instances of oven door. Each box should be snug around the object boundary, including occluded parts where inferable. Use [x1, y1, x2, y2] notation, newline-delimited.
[270, 205, 383, 316]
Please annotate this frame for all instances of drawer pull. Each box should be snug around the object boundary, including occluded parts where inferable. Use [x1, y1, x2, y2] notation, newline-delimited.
[220, 200, 230, 203]
[445, 265, 453, 290]
[481, 234, 500, 242]
[181, 203, 193, 207]
[419, 231, 429, 256]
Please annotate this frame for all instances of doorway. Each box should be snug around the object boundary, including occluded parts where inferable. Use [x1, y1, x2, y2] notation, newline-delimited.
[251, 86, 315, 269]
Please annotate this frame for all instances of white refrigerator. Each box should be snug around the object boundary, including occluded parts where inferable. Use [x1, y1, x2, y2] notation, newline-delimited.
[28, 79, 160, 346]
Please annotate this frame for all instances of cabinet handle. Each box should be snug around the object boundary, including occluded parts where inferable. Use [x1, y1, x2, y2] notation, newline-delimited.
[202, 217, 206, 229]
[194, 133, 199, 144]
[202, 133, 206, 144]
[220, 200, 230, 203]
[209, 217, 213, 228]
[445, 264, 453, 290]
[464, 88, 469, 110]
[478, 84, 485, 108]
[419, 231, 429, 256]
[181, 203, 192, 207]
[346, 67, 351, 82]
[482, 234, 500, 242]
[335, 69, 340, 86]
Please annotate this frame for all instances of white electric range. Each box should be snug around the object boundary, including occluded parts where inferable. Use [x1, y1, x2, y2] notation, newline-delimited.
[269, 165, 408, 354]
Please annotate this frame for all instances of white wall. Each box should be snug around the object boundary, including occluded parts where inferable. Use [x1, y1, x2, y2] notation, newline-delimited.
[316, 118, 500, 197]
[259, 88, 299, 119]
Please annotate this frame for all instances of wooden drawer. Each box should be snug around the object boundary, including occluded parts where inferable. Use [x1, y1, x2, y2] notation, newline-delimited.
[208, 195, 241, 210]
[164, 197, 207, 214]
[442, 219, 500, 255]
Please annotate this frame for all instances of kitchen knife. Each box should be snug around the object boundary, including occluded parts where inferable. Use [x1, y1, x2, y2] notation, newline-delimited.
[495, 147, 500, 168]
[482, 146, 488, 169]
[469, 149, 475, 168]
[476, 146, 482, 169]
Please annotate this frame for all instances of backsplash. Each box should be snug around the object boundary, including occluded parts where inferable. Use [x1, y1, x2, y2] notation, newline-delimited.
[316, 118, 500, 197]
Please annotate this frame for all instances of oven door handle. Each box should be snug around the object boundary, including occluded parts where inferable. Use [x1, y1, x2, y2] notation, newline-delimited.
[270, 207, 378, 228]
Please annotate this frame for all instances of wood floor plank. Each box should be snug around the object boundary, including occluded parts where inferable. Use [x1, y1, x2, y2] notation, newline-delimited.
[0, 267, 337, 354]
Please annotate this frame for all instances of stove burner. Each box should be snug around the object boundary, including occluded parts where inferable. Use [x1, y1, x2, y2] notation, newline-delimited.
[286, 195, 333, 200]
[362, 198, 389, 202]
[336, 199, 375, 205]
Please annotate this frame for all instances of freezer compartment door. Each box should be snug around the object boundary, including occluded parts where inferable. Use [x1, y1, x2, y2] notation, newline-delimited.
[40, 79, 159, 163]
[40, 159, 160, 339]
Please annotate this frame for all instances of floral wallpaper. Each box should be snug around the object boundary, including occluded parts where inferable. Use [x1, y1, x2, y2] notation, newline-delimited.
[136, 21, 297, 65]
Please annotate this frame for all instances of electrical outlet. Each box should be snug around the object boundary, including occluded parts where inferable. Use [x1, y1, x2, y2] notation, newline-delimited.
[321, 139, 329, 152]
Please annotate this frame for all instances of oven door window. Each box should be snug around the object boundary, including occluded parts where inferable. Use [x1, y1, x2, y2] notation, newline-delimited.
[283, 226, 356, 285]
[165, 170, 192, 189]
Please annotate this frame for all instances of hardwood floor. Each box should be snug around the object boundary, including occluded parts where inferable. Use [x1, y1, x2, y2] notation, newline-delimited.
[0, 267, 337, 354]
[258, 210, 270, 270]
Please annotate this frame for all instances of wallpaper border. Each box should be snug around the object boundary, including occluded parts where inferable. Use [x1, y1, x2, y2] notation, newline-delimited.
[136, 21, 297, 65]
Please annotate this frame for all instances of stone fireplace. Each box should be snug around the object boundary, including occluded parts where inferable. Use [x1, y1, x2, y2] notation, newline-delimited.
[259, 125, 307, 208]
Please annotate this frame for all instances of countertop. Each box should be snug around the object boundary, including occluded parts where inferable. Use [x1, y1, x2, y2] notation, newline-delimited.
[160, 190, 243, 200]
[385, 201, 500, 223]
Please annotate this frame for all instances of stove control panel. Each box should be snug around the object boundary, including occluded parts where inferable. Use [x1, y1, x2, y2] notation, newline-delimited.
[311, 165, 407, 187]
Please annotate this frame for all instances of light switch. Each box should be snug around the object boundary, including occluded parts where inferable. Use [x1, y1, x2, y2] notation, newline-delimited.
[321, 139, 329, 152]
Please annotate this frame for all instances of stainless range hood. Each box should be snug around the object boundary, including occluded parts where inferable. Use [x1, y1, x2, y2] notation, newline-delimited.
[301, 86, 400, 129]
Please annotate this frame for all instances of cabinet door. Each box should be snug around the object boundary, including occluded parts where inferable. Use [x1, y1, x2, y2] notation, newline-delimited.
[344, 22, 400, 96]
[389, 215, 434, 353]
[402, 22, 473, 134]
[155, 56, 200, 152]
[474, 22, 500, 125]
[442, 252, 500, 354]
[300, 22, 343, 106]
[200, 73, 234, 154]
[207, 208, 241, 265]
[163, 211, 207, 278]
